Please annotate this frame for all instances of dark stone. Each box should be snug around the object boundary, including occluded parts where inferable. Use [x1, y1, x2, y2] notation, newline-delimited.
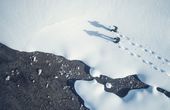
[95, 75, 149, 97]
[157, 87, 170, 98]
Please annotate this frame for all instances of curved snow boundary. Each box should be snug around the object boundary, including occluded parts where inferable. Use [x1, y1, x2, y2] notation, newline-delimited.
[0, 1, 170, 110]
[75, 80, 170, 110]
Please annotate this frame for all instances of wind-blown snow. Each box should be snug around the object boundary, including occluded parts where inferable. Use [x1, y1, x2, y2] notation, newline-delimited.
[0, 0, 170, 110]
[75, 80, 170, 110]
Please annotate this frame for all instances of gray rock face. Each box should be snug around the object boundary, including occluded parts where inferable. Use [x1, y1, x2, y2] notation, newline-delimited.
[95, 75, 149, 97]
[1, 43, 165, 110]
[0, 43, 92, 110]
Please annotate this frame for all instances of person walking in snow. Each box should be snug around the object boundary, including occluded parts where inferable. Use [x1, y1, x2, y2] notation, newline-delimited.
[110, 25, 118, 32]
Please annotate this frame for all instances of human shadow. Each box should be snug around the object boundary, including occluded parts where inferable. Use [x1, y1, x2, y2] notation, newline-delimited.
[88, 21, 118, 32]
[84, 30, 120, 43]
[88, 21, 111, 31]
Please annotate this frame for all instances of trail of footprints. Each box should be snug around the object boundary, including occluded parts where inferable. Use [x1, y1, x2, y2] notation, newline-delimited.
[117, 43, 166, 73]
[87, 21, 169, 74]
[114, 32, 169, 74]
[118, 33, 170, 64]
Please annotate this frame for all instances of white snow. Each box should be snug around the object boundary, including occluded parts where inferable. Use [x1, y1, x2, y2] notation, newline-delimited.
[38, 69, 42, 75]
[75, 80, 170, 110]
[5, 76, 10, 81]
[46, 83, 49, 88]
[33, 56, 37, 62]
[54, 76, 58, 79]
[0, 0, 170, 110]
[90, 68, 101, 78]
[105, 83, 112, 89]
[32, 80, 35, 83]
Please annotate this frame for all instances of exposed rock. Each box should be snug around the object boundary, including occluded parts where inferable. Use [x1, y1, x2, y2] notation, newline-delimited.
[0, 43, 92, 110]
[95, 75, 149, 97]
[0, 43, 153, 110]
[157, 87, 170, 98]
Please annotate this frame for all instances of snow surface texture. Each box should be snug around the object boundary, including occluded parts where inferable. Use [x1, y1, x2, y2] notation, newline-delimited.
[0, 0, 170, 110]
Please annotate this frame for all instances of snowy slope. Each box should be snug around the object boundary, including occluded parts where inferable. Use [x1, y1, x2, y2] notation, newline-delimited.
[0, 0, 170, 110]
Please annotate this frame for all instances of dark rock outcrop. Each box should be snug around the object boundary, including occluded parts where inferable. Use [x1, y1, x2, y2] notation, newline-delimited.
[0, 43, 92, 110]
[157, 87, 170, 98]
[0, 43, 152, 110]
[95, 75, 149, 97]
